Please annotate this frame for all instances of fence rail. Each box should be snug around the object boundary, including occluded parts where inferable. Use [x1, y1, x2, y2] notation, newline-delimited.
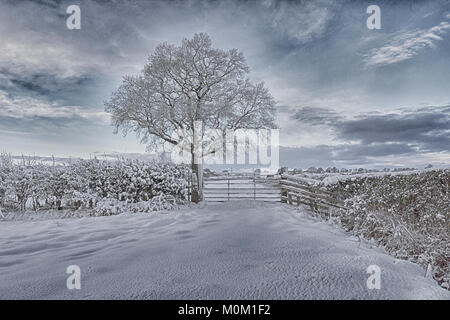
[280, 174, 348, 213]
[203, 174, 281, 202]
[200, 173, 348, 213]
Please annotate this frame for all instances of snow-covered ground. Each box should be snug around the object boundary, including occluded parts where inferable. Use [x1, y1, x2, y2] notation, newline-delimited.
[0, 201, 448, 299]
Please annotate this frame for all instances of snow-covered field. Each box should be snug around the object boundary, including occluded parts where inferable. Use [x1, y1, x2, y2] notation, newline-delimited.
[0, 201, 448, 299]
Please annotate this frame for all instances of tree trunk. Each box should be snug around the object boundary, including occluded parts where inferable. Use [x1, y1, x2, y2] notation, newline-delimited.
[191, 154, 203, 203]
[56, 199, 62, 210]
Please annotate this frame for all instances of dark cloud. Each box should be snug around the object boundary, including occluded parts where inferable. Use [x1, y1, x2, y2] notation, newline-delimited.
[0, 115, 93, 134]
[0, 68, 100, 109]
[23, 0, 59, 9]
[332, 143, 417, 160]
[6, 73, 92, 95]
[336, 106, 450, 152]
[279, 142, 419, 169]
[293, 106, 341, 125]
[280, 145, 334, 168]
[9, 78, 51, 96]
[291, 105, 450, 164]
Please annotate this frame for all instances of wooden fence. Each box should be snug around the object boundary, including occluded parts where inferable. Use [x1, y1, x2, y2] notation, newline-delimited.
[280, 174, 348, 213]
[199, 173, 348, 213]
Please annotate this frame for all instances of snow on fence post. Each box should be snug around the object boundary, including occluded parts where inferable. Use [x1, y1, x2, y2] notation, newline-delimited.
[227, 174, 230, 201]
[280, 174, 347, 213]
[253, 173, 256, 200]
[280, 175, 287, 203]
[309, 187, 317, 212]
[187, 174, 192, 202]
[198, 163, 203, 202]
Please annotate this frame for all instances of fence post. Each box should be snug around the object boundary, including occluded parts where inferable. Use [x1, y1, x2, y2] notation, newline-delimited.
[253, 173, 256, 200]
[280, 175, 287, 203]
[188, 175, 191, 202]
[227, 174, 230, 201]
[309, 187, 315, 212]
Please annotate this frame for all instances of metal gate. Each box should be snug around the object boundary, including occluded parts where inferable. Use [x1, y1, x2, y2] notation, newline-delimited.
[203, 174, 281, 202]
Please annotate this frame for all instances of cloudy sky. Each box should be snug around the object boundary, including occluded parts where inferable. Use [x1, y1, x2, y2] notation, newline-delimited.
[0, 0, 449, 168]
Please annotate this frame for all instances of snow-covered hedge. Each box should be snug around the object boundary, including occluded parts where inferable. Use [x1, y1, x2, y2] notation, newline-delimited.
[322, 170, 449, 289]
[0, 153, 191, 216]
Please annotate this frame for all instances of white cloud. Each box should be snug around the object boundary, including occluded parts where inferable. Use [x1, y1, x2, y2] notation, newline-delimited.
[0, 90, 109, 123]
[365, 21, 450, 67]
[0, 26, 138, 82]
[0, 0, 336, 88]
[267, 1, 334, 44]
[0, 1, 148, 85]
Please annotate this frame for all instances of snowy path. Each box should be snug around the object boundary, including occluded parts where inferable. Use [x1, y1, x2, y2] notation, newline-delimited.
[0, 201, 448, 299]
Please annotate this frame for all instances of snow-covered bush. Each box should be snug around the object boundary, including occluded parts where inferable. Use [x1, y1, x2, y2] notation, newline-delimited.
[93, 194, 177, 216]
[322, 170, 449, 289]
[0, 152, 12, 207]
[72, 159, 190, 206]
[0, 156, 191, 216]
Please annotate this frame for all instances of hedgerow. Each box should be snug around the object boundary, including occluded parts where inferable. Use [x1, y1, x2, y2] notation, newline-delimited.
[0, 153, 191, 216]
[322, 170, 449, 289]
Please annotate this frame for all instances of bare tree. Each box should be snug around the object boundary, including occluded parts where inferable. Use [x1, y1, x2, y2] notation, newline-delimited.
[105, 33, 276, 202]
